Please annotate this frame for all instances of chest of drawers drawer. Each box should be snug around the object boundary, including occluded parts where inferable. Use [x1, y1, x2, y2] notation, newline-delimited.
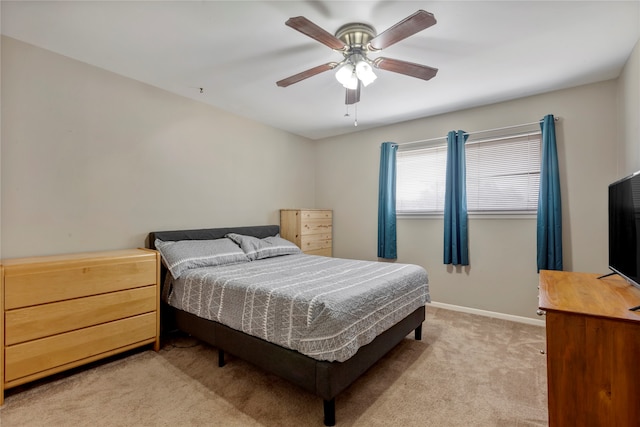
[4, 253, 157, 309]
[5, 312, 157, 382]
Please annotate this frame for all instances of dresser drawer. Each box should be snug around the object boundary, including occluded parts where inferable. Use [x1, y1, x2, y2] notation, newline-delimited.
[305, 247, 332, 257]
[5, 286, 157, 345]
[4, 252, 157, 309]
[301, 218, 332, 235]
[5, 312, 157, 382]
[300, 233, 332, 252]
[300, 210, 332, 221]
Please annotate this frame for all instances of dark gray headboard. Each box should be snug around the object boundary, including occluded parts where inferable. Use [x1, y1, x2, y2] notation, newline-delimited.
[147, 225, 280, 249]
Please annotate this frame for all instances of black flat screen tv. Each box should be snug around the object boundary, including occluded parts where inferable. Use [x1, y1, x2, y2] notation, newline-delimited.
[608, 171, 640, 289]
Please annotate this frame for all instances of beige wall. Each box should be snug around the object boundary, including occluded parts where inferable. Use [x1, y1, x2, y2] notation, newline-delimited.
[315, 80, 620, 320]
[619, 38, 640, 176]
[2, 33, 638, 320]
[1, 37, 316, 258]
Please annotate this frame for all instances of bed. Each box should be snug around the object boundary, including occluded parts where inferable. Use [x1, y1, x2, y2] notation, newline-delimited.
[147, 225, 429, 425]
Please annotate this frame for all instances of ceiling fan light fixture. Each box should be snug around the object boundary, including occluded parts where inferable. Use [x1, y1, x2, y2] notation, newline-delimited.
[355, 59, 377, 87]
[344, 73, 359, 90]
[335, 62, 354, 86]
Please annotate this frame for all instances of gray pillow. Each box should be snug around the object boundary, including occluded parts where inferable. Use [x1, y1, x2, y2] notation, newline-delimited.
[155, 238, 249, 279]
[225, 233, 302, 261]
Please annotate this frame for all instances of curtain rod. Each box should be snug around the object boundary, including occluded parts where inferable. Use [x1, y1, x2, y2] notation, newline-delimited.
[397, 116, 560, 147]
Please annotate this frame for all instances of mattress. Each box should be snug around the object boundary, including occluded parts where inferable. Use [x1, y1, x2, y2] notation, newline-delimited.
[166, 254, 429, 362]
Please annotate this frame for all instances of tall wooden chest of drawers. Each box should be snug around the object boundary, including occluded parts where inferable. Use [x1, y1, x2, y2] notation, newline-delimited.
[280, 209, 332, 256]
[0, 248, 160, 405]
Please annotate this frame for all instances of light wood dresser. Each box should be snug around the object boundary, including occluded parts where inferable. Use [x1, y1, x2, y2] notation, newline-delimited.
[0, 248, 160, 405]
[280, 209, 332, 256]
[538, 270, 640, 427]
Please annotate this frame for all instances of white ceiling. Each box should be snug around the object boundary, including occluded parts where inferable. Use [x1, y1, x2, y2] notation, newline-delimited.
[2, 1, 639, 140]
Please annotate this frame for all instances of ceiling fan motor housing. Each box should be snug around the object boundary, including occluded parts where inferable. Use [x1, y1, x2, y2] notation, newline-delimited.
[335, 23, 377, 51]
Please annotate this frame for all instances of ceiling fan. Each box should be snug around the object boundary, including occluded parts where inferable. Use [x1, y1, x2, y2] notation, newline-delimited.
[276, 10, 438, 105]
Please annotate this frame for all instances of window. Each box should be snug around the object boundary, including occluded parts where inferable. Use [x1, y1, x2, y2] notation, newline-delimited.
[396, 131, 541, 215]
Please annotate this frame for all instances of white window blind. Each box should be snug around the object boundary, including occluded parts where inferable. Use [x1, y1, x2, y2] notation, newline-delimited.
[397, 131, 541, 215]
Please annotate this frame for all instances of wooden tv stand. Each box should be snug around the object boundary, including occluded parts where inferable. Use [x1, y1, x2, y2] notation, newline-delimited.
[538, 270, 640, 427]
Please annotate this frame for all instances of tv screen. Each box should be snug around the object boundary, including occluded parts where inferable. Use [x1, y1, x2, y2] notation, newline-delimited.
[609, 171, 640, 289]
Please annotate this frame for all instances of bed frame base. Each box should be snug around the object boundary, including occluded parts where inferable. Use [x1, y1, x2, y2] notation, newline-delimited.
[171, 305, 424, 426]
[324, 398, 336, 426]
[212, 318, 423, 426]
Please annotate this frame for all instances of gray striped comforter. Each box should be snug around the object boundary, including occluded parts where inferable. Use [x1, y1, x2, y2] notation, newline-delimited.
[167, 254, 429, 362]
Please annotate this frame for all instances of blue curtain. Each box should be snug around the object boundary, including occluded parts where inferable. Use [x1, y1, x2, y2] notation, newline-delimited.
[537, 114, 563, 271]
[444, 130, 469, 265]
[378, 142, 398, 259]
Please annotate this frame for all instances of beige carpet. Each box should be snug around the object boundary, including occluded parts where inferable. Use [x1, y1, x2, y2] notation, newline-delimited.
[0, 307, 548, 426]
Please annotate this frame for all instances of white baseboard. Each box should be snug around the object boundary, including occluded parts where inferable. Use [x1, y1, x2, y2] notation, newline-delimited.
[429, 301, 546, 327]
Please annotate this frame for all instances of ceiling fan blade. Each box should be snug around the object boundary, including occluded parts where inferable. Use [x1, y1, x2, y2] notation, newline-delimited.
[276, 62, 338, 87]
[373, 57, 438, 81]
[286, 16, 346, 51]
[368, 10, 436, 51]
[345, 82, 361, 105]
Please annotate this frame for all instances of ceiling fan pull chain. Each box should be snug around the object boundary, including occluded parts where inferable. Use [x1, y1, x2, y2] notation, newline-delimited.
[354, 104, 358, 127]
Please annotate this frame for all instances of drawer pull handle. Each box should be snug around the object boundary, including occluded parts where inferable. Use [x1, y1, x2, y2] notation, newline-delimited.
[536, 309, 546, 316]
